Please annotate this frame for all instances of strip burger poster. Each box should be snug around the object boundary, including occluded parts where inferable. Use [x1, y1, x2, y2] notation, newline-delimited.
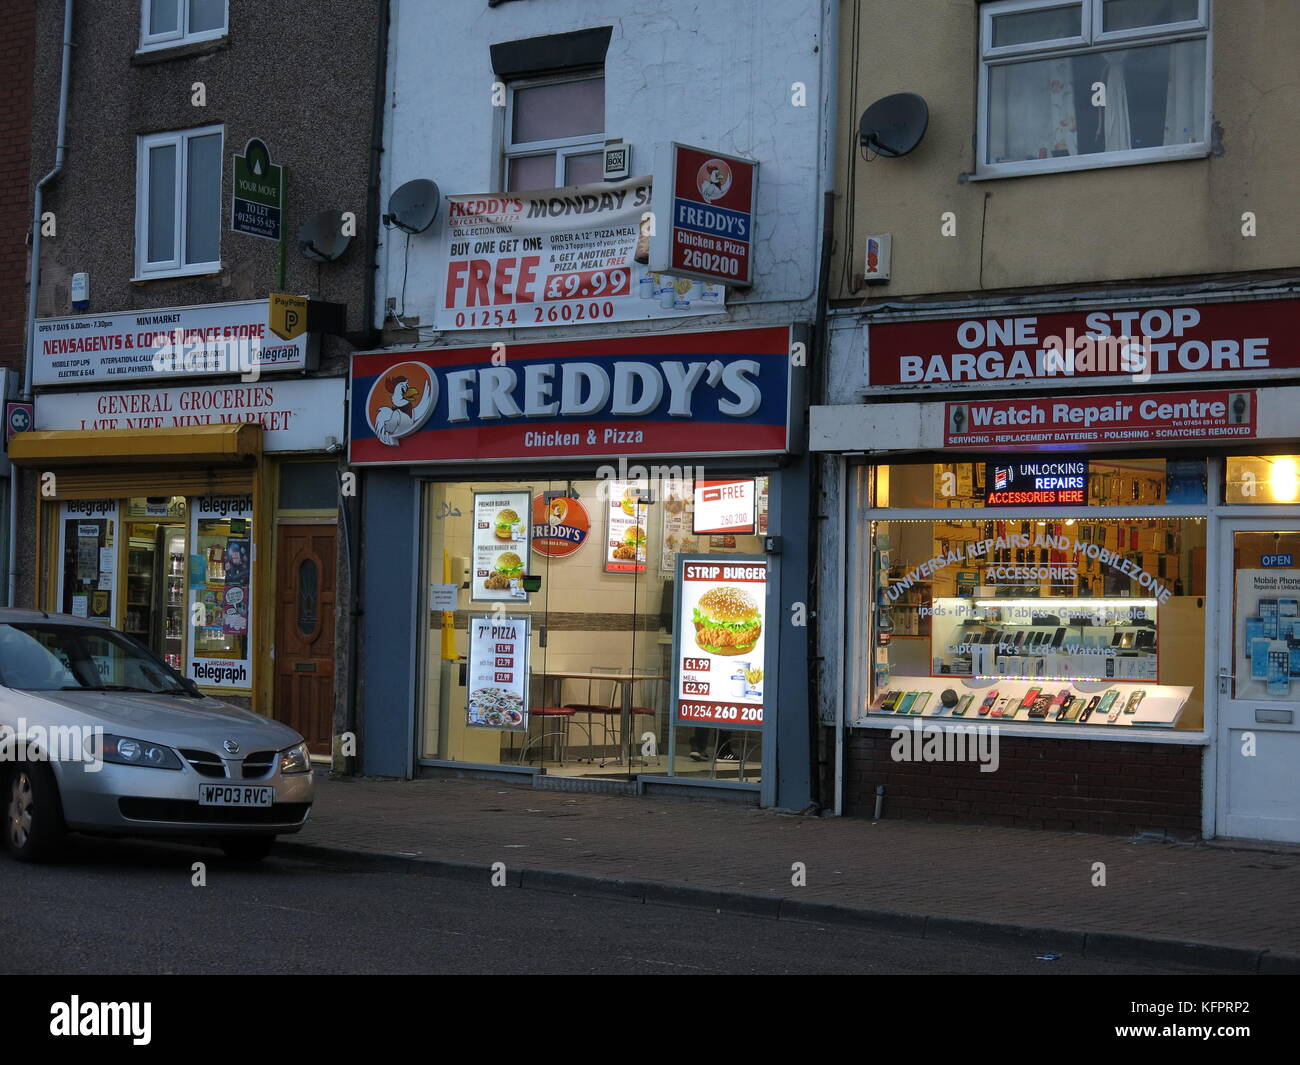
[471, 490, 531, 601]
[435, 177, 724, 331]
[675, 556, 767, 730]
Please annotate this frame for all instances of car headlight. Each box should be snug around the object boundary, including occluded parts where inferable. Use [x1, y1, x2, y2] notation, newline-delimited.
[95, 734, 183, 770]
[279, 741, 311, 774]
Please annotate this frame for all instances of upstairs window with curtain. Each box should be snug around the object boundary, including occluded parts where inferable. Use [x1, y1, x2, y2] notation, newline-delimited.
[978, 0, 1210, 178]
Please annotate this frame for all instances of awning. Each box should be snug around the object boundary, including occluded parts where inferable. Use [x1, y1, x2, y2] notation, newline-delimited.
[9, 424, 262, 467]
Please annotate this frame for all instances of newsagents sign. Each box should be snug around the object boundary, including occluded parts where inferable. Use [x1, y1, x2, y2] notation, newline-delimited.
[867, 296, 1300, 393]
[348, 326, 794, 465]
[33, 300, 314, 386]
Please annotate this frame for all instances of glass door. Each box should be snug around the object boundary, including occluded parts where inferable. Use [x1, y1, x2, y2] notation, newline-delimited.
[1217, 521, 1300, 842]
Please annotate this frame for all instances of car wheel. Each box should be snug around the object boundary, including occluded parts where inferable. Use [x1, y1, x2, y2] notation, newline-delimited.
[219, 836, 275, 862]
[5, 762, 66, 862]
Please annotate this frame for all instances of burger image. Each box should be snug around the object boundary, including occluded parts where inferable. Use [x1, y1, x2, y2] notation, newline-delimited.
[495, 509, 520, 540]
[693, 587, 762, 656]
[623, 525, 646, 548]
[494, 552, 524, 579]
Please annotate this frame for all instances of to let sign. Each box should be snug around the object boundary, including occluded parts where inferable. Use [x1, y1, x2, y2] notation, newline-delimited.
[652, 143, 756, 288]
[231, 139, 284, 241]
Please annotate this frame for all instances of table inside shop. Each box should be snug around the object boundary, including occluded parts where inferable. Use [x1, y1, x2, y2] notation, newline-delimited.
[535, 671, 661, 767]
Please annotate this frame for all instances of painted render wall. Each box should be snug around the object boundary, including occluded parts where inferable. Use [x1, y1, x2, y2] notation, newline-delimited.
[378, 0, 834, 339]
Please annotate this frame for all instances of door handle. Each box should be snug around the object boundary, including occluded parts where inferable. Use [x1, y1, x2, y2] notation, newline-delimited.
[1217, 667, 1233, 695]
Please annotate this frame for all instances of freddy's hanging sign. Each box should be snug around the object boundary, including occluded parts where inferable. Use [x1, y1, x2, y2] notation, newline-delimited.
[867, 297, 1300, 393]
[348, 326, 792, 465]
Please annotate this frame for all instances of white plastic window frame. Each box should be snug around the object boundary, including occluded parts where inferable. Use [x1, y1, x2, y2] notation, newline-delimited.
[975, 0, 1211, 180]
[134, 125, 223, 280]
[139, 0, 228, 53]
[503, 71, 605, 192]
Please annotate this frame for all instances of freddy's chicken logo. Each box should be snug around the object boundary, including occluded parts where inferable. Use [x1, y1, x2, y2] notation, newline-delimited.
[366, 361, 436, 446]
[697, 159, 733, 203]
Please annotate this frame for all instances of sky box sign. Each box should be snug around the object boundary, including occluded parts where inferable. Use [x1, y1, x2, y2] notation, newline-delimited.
[348, 326, 794, 465]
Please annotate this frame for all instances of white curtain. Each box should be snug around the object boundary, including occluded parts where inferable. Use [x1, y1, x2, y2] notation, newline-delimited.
[1101, 51, 1132, 152]
[992, 57, 1078, 161]
[1163, 39, 1205, 144]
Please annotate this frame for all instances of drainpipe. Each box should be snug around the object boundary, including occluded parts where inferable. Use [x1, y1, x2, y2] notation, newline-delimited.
[12, 0, 74, 607]
[342, 0, 391, 771]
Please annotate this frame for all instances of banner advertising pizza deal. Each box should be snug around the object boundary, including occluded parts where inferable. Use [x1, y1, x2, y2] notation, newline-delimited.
[436, 177, 724, 331]
[675, 556, 767, 730]
[466, 616, 529, 731]
[472, 490, 531, 602]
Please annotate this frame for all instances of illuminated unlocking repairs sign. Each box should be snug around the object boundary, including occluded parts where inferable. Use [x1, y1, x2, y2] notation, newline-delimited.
[984, 460, 1089, 506]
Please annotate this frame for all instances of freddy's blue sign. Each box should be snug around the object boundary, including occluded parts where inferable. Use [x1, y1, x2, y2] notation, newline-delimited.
[349, 326, 793, 465]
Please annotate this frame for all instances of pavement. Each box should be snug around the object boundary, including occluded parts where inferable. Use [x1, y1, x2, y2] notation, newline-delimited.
[280, 772, 1300, 973]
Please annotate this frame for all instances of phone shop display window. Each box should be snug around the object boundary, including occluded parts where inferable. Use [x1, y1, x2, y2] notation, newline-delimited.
[851, 460, 1208, 733]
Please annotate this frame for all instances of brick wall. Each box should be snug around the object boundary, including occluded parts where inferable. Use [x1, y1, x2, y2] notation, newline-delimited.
[0, 0, 35, 375]
[833, 728, 1203, 838]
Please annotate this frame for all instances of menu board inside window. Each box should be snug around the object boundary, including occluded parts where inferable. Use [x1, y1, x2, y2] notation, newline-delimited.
[604, 480, 649, 573]
[188, 495, 254, 689]
[472, 490, 532, 601]
[57, 500, 118, 623]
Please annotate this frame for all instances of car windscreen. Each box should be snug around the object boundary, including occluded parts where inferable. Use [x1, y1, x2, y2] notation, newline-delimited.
[0, 623, 188, 694]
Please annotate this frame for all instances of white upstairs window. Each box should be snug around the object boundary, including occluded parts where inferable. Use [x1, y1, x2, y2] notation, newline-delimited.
[135, 126, 223, 279]
[140, 0, 227, 52]
[978, 0, 1211, 178]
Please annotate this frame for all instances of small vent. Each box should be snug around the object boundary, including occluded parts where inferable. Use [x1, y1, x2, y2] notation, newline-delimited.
[242, 751, 276, 779]
[180, 749, 226, 778]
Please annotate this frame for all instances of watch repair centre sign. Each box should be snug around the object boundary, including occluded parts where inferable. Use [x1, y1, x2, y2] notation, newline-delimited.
[868, 297, 1300, 392]
[349, 326, 793, 465]
[945, 389, 1256, 450]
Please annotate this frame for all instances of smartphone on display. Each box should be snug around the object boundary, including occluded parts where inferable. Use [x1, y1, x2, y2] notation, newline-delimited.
[1049, 688, 1071, 719]
[1079, 695, 1101, 722]
[991, 696, 1014, 718]
[1028, 693, 1053, 719]
[1051, 628, 1066, 648]
[953, 694, 974, 717]
[977, 690, 1000, 716]
[1252, 638, 1272, 680]
[1096, 690, 1120, 719]
[895, 692, 918, 715]
[1261, 599, 1279, 639]
[1281, 599, 1299, 621]
[1268, 646, 1291, 697]
[910, 692, 933, 715]
[1062, 696, 1085, 721]
[1123, 690, 1147, 714]
[876, 690, 898, 711]
[1018, 687, 1043, 710]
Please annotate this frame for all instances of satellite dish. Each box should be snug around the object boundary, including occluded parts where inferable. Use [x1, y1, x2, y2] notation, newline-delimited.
[384, 178, 440, 234]
[297, 210, 352, 262]
[859, 93, 929, 158]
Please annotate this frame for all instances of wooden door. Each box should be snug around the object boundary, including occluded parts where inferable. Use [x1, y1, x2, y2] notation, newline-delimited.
[275, 524, 337, 755]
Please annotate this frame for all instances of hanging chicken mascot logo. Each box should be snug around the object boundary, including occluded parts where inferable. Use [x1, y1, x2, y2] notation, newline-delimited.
[366, 361, 437, 447]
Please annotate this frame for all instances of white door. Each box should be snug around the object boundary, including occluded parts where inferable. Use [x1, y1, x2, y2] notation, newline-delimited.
[1216, 520, 1300, 842]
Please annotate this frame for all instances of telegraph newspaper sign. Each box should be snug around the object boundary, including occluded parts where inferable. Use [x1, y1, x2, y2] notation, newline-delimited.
[349, 326, 793, 465]
[869, 297, 1300, 392]
[651, 143, 757, 288]
[434, 177, 724, 330]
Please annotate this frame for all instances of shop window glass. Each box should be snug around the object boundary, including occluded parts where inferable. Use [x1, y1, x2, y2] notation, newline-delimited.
[188, 495, 254, 690]
[124, 497, 188, 671]
[419, 475, 769, 783]
[874, 457, 1203, 508]
[851, 466, 1207, 732]
[1225, 456, 1300, 505]
[57, 500, 118, 624]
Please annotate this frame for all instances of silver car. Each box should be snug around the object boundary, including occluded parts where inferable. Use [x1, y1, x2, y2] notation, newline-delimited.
[0, 609, 313, 862]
